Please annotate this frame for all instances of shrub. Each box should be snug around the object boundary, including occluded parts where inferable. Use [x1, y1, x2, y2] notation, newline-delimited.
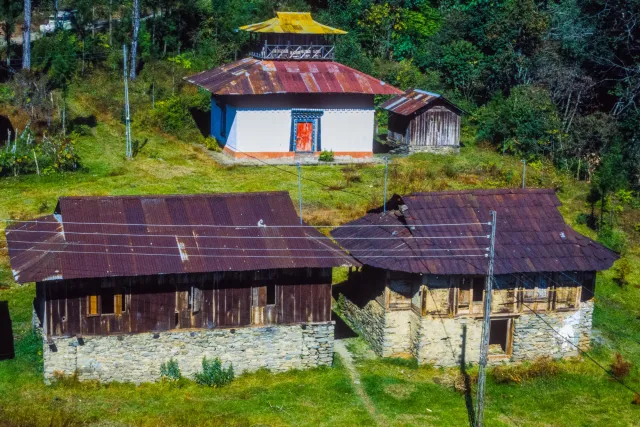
[598, 227, 628, 253]
[633, 393, 640, 405]
[492, 357, 560, 384]
[160, 358, 182, 382]
[610, 353, 632, 379]
[151, 95, 193, 135]
[319, 150, 335, 162]
[442, 162, 459, 178]
[613, 258, 632, 287]
[203, 136, 221, 152]
[194, 357, 234, 387]
[575, 213, 590, 226]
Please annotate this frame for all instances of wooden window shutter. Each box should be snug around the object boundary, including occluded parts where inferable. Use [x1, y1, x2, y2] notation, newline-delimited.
[115, 294, 123, 315]
[88, 295, 98, 315]
[192, 287, 203, 313]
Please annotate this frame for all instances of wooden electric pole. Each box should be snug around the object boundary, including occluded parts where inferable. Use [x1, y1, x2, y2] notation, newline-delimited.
[23, 0, 31, 70]
[297, 162, 303, 224]
[475, 210, 497, 427]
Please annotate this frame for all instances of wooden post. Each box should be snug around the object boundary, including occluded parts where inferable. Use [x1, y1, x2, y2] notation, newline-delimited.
[475, 210, 497, 427]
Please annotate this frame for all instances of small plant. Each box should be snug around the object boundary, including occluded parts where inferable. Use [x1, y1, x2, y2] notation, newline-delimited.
[318, 150, 334, 162]
[613, 258, 632, 288]
[598, 226, 628, 253]
[610, 353, 632, 379]
[442, 162, 459, 178]
[203, 136, 221, 152]
[160, 358, 182, 382]
[194, 357, 234, 387]
[132, 138, 149, 158]
[633, 393, 640, 405]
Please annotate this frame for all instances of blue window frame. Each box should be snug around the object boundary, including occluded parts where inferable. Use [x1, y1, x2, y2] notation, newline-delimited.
[290, 110, 323, 152]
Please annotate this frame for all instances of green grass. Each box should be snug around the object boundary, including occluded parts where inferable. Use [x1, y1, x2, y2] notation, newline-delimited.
[1, 71, 640, 425]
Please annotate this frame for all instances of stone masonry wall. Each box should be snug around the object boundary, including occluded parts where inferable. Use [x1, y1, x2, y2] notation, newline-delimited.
[383, 310, 414, 357]
[339, 297, 386, 355]
[43, 322, 334, 384]
[414, 316, 484, 367]
[511, 301, 593, 361]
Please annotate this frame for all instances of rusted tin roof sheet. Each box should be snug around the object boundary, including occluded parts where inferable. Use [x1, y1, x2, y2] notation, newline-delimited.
[239, 12, 347, 35]
[185, 58, 402, 96]
[380, 89, 464, 116]
[6, 192, 358, 283]
[331, 189, 618, 275]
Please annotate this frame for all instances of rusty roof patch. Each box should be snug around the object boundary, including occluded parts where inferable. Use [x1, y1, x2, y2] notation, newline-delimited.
[6, 192, 358, 283]
[380, 88, 464, 116]
[331, 189, 618, 275]
[185, 58, 402, 96]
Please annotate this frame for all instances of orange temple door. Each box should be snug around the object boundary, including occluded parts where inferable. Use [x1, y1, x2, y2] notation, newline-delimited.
[295, 122, 313, 152]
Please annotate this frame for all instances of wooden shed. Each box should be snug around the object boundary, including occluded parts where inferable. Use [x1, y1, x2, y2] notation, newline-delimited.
[381, 89, 463, 154]
[5, 191, 358, 382]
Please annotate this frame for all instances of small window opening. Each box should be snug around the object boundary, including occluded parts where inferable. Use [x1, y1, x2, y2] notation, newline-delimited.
[101, 289, 115, 314]
[489, 319, 511, 356]
[472, 277, 484, 302]
[267, 284, 276, 305]
[88, 295, 98, 315]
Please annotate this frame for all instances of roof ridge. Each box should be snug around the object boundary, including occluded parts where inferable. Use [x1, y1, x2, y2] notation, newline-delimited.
[58, 191, 290, 201]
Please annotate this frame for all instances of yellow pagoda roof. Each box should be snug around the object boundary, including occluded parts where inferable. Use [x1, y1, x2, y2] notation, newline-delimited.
[239, 12, 347, 35]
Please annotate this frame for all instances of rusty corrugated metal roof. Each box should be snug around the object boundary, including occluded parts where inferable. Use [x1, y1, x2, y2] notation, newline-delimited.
[185, 58, 402, 96]
[6, 192, 358, 283]
[380, 89, 464, 116]
[239, 12, 347, 35]
[331, 189, 618, 275]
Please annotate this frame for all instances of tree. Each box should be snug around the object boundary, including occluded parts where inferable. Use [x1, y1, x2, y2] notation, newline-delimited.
[130, 0, 140, 79]
[1, 0, 23, 66]
[23, 0, 31, 69]
[592, 143, 628, 228]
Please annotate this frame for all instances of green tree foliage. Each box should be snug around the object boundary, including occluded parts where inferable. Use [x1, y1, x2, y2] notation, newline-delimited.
[476, 85, 561, 158]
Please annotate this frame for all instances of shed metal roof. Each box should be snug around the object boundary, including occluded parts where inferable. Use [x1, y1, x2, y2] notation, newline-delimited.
[380, 88, 464, 116]
[6, 192, 358, 283]
[331, 189, 617, 275]
[239, 12, 347, 35]
[185, 58, 402, 96]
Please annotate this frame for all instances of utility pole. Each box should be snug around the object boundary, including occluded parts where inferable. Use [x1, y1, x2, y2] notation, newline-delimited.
[521, 159, 526, 189]
[130, 0, 140, 79]
[297, 162, 303, 224]
[383, 157, 389, 213]
[23, 0, 31, 70]
[123, 44, 132, 159]
[475, 210, 497, 427]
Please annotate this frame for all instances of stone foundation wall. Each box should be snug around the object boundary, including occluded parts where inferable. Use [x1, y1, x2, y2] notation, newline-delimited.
[339, 297, 385, 355]
[415, 317, 484, 367]
[43, 322, 334, 384]
[340, 296, 594, 367]
[511, 301, 593, 361]
[408, 145, 460, 155]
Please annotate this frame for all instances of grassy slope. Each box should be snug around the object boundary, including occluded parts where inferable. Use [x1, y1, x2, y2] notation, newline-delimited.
[0, 72, 639, 425]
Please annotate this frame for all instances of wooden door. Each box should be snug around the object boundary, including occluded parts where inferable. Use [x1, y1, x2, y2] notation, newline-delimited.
[296, 122, 313, 152]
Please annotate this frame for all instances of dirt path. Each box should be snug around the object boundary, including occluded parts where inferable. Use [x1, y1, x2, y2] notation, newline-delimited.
[334, 340, 386, 426]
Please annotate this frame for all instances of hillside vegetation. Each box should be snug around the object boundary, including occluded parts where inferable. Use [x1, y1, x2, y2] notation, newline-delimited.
[0, 0, 639, 425]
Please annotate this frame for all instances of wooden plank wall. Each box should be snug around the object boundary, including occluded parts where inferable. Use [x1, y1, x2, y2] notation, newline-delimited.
[42, 268, 332, 337]
[408, 105, 460, 147]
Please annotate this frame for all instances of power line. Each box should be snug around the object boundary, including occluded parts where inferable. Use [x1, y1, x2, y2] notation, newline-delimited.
[8, 248, 489, 261]
[1, 218, 491, 229]
[5, 228, 491, 240]
[5, 239, 489, 253]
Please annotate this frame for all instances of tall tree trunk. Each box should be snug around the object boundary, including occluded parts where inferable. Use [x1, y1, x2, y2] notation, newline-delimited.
[109, 0, 113, 45]
[54, 0, 59, 29]
[23, 0, 31, 69]
[130, 0, 140, 80]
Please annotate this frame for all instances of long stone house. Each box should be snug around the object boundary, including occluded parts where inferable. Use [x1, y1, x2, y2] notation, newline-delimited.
[6, 192, 357, 383]
[185, 12, 401, 163]
[331, 189, 617, 366]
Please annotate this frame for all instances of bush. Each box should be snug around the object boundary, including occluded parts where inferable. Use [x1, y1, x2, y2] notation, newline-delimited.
[442, 162, 460, 178]
[160, 358, 182, 382]
[203, 136, 221, 152]
[492, 357, 560, 384]
[613, 258, 632, 287]
[598, 226, 628, 253]
[319, 150, 335, 162]
[194, 357, 234, 387]
[610, 353, 632, 379]
[151, 95, 194, 135]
